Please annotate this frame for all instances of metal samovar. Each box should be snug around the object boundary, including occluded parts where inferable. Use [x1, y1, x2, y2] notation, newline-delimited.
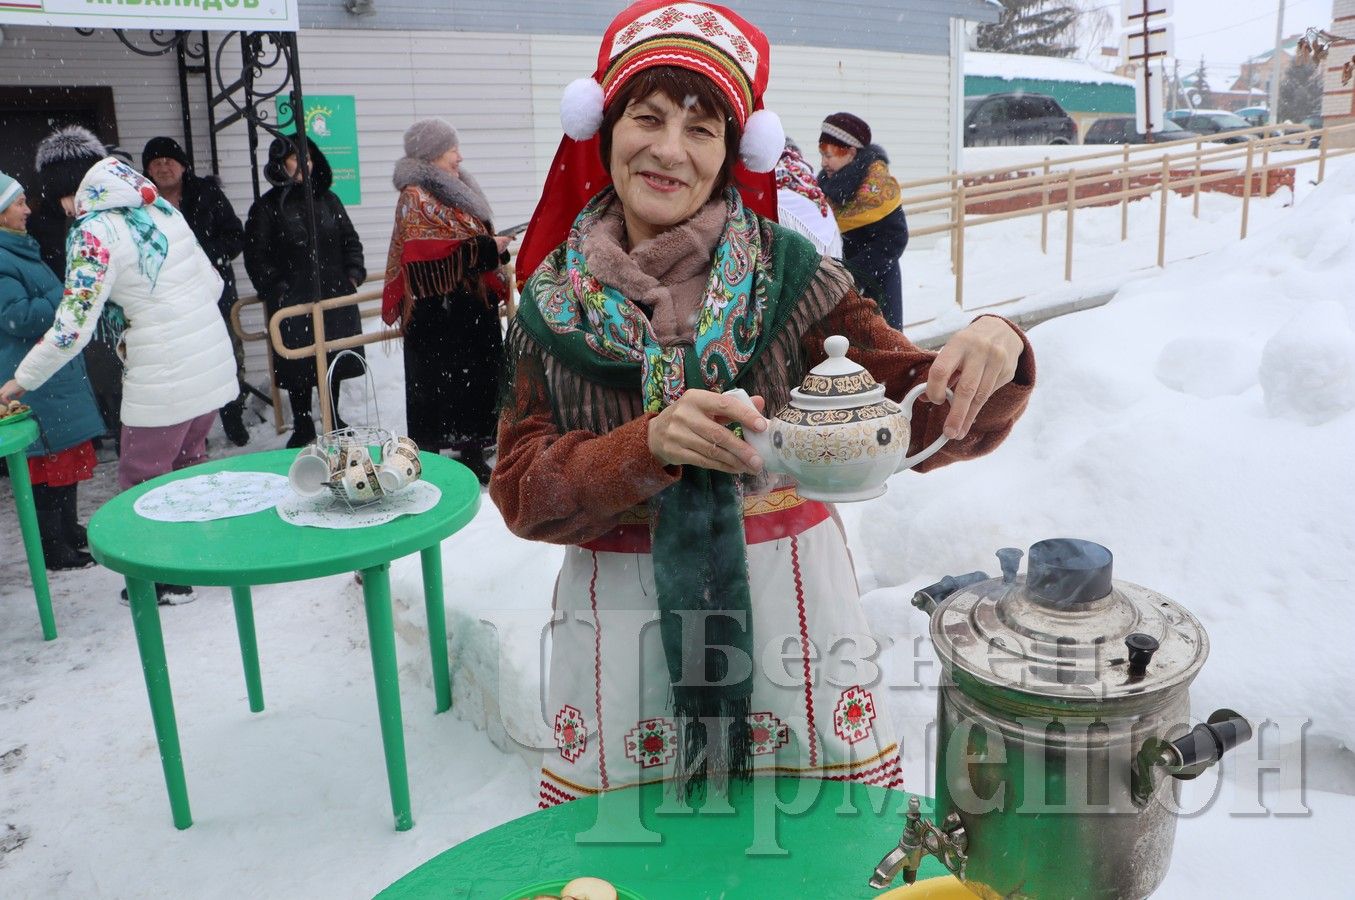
[871, 539, 1252, 899]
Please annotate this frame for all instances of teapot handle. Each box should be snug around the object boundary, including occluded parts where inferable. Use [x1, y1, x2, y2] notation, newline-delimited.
[721, 388, 780, 474]
[895, 384, 955, 474]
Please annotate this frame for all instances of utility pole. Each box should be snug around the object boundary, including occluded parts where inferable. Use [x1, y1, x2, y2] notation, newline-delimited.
[1269, 0, 1286, 124]
[1122, 0, 1173, 142]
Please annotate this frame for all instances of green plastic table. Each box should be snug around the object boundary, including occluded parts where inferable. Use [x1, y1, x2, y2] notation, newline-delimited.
[1, 417, 56, 640]
[88, 449, 481, 831]
[376, 778, 950, 899]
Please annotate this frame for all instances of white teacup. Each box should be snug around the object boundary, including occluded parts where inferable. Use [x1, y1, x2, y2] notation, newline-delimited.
[381, 437, 419, 468]
[386, 445, 420, 477]
[339, 456, 382, 504]
[289, 446, 332, 498]
[336, 443, 371, 475]
[377, 453, 420, 493]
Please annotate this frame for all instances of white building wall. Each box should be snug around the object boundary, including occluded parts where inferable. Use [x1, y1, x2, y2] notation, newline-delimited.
[1323, 0, 1355, 140]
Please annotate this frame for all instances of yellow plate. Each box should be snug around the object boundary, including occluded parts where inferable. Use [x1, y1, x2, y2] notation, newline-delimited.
[876, 875, 973, 899]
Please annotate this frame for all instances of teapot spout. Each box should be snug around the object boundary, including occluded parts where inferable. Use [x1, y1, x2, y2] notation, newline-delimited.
[744, 425, 779, 474]
[723, 388, 781, 474]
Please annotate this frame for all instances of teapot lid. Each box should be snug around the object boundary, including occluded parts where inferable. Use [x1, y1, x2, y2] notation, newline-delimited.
[929, 539, 1210, 705]
[790, 335, 887, 411]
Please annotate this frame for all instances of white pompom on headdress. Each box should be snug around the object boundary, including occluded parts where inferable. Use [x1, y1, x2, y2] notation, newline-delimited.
[561, 77, 606, 142]
[738, 109, 785, 173]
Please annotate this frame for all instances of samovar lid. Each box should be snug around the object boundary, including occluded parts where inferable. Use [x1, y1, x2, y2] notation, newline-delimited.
[929, 539, 1210, 703]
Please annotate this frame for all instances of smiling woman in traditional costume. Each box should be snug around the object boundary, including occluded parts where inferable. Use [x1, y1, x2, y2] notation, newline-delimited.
[490, 0, 1036, 808]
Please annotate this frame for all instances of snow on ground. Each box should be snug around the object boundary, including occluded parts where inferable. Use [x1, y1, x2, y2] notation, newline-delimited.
[2, 159, 1353, 897]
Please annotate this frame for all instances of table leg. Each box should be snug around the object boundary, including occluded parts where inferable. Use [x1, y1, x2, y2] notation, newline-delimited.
[7, 449, 56, 640]
[231, 586, 265, 712]
[420, 544, 452, 714]
[125, 575, 193, 829]
[361, 561, 414, 831]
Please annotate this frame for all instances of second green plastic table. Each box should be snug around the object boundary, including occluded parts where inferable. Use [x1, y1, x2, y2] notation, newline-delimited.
[1, 416, 55, 640]
[88, 449, 481, 831]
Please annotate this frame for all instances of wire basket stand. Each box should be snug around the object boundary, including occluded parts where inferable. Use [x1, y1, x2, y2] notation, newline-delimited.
[314, 350, 393, 511]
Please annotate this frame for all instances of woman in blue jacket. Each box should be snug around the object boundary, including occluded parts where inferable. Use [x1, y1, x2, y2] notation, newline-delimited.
[0, 172, 105, 570]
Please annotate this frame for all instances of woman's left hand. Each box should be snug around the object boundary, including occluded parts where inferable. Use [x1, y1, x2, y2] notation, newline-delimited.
[925, 318, 1024, 440]
[0, 379, 26, 403]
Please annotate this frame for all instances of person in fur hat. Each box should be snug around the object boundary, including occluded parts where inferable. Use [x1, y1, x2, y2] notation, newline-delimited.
[382, 118, 513, 484]
[817, 112, 910, 330]
[30, 125, 126, 448]
[491, 0, 1035, 809]
[244, 136, 366, 447]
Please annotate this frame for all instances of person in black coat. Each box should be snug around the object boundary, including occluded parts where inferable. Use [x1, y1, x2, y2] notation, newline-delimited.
[244, 136, 366, 448]
[142, 136, 251, 446]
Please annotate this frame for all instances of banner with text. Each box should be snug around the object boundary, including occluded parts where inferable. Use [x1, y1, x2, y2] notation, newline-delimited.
[0, 0, 297, 33]
[276, 94, 362, 206]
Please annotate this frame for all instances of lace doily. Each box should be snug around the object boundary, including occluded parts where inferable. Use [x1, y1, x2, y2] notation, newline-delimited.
[134, 472, 292, 522]
[274, 481, 442, 529]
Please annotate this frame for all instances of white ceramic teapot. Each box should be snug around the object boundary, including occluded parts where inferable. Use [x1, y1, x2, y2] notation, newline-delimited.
[727, 335, 951, 502]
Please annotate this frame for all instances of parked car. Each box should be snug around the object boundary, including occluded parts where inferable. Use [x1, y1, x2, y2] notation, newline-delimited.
[1303, 114, 1324, 148]
[1172, 110, 1257, 143]
[963, 92, 1078, 146]
[1083, 116, 1201, 145]
[1235, 106, 1269, 127]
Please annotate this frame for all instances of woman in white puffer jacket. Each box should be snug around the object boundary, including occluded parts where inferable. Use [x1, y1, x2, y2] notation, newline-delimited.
[1, 156, 237, 491]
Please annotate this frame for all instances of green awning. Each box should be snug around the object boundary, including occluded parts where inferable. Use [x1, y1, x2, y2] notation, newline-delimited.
[964, 75, 1135, 115]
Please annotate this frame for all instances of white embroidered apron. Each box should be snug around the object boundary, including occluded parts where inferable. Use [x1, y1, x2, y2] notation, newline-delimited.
[538, 487, 902, 807]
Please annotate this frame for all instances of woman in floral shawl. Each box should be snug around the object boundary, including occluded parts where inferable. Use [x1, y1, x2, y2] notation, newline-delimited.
[383, 119, 512, 484]
[1, 156, 236, 604]
[491, 0, 1035, 808]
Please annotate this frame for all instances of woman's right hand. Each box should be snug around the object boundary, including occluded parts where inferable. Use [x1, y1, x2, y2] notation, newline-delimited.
[494, 233, 516, 255]
[0, 379, 25, 404]
[647, 389, 768, 476]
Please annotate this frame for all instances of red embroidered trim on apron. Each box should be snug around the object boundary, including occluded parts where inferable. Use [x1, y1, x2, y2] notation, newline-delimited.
[623, 718, 677, 768]
[555, 704, 588, 762]
[748, 711, 790, 756]
[832, 686, 876, 745]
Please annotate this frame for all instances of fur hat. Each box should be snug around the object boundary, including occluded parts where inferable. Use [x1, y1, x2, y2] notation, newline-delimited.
[403, 118, 458, 163]
[819, 112, 870, 150]
[518, 1, 783, 287]
[0, 171, 22, 213]
[35, 125, 107, 199]
[141, 136, 191, 173]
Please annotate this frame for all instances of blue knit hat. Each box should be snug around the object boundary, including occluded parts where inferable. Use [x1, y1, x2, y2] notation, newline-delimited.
[0, 171, 21, 213]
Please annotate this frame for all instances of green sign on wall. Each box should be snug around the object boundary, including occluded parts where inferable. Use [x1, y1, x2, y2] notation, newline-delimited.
[275, 94, 361, 206]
